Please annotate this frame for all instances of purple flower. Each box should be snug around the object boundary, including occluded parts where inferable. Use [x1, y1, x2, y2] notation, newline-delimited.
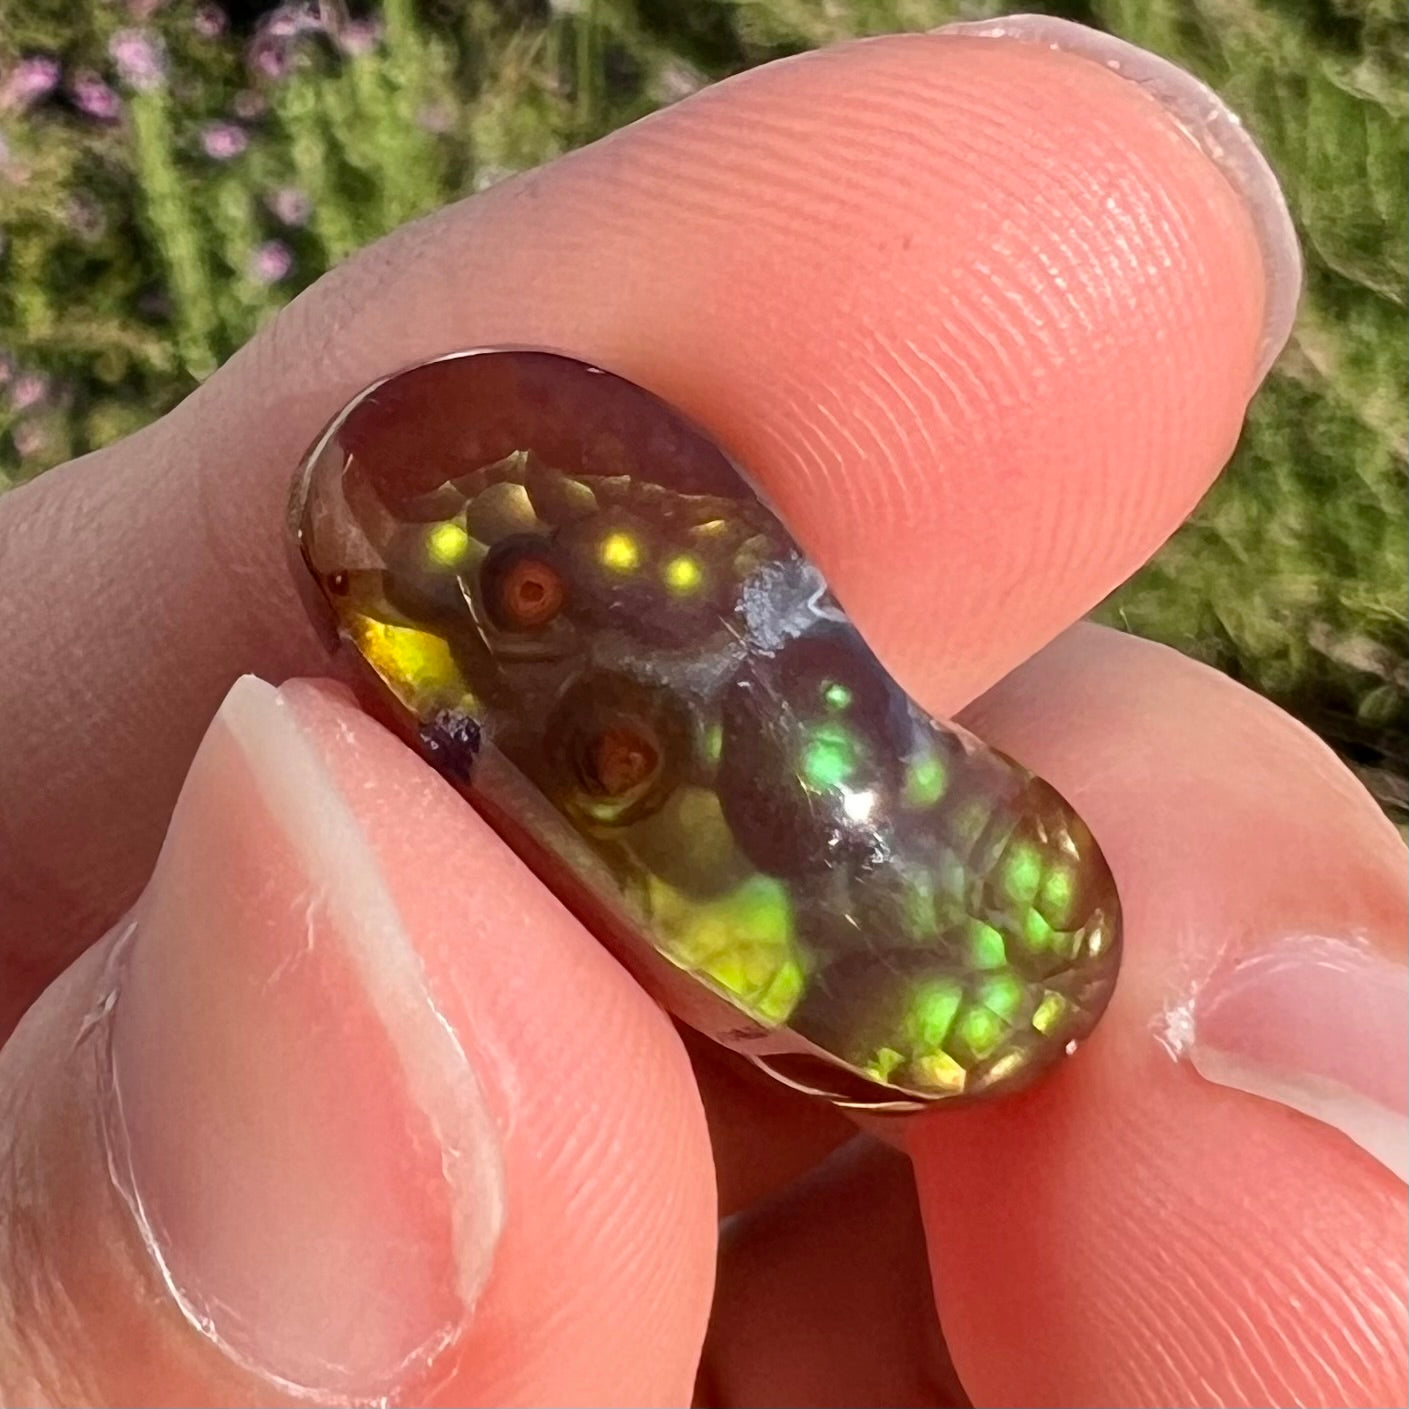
[192, 3, 228, 38]
[417, 101, 455, 135]
[71, 71, 121, 121]
[248, 2, 323, 78]
[267, 186, 311, 226]
[266, 2, 322, 40]
[1, 56, 61, 112]
[248, 34, 295, 80]
[335, 18, 381, 56]
[0, 354, 13, 387]
[201, 121, 248, 160]
[110, 29, 167, 92]
[250, 240, 293, 284]
[232, 89, 267, 120]
[11, 374, 49, 411]
[127, 0, 167, 19]
[13, 422, 46, 459]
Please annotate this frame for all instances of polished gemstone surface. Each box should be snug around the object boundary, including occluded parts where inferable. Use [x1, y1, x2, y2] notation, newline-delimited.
[291, 350, 1122, 1107]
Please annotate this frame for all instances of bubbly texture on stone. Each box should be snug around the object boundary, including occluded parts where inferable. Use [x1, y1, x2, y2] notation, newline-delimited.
[291, 351, 1122, 1108]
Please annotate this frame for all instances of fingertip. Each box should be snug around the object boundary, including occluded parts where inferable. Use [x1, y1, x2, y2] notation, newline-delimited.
[0, 679, 716, 1407]
[549, 27, 1276, 704]
[910, 628, 1407, 1408]
[4, 22, 1292, 992]
[934, 13, 1302, 381]
[276, 680, 718, 1406]
[113, 673, 488, 1397]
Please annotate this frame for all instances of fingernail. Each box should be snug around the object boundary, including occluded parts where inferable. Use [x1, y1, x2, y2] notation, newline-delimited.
[105, 676, 504, 1397]
[1188, 936, 1408, 1183]
[935, 14, 1302, 384]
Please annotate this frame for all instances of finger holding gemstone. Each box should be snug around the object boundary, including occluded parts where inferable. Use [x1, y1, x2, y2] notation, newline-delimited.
[290, 350, 1123, 1109]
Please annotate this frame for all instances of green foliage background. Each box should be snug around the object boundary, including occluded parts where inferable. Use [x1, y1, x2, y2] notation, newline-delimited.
[1, 0, 1405, 819]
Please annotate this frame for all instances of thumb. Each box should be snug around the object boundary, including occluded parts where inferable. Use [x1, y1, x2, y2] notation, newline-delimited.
[0, 677, 715, 1407]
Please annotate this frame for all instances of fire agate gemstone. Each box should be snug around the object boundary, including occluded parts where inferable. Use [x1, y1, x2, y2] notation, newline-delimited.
[291, 350, 1121, 1108]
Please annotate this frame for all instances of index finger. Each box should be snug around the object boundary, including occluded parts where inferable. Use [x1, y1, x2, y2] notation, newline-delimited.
[0, 19, 1291, 1020]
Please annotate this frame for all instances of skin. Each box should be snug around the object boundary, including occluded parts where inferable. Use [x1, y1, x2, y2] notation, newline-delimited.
[0, 29, 1404, 1408]
[294, 350, 1124, 1103]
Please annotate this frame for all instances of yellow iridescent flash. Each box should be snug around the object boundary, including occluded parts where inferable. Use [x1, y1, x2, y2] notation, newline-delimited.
[599, 532, 641, 572]
[425, 521, 471, 567]
[663, 553, 704, 593]
[350, 616, 465, 715]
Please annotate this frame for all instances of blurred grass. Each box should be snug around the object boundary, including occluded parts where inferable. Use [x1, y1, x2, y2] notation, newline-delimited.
[1, 0, 1405, 819]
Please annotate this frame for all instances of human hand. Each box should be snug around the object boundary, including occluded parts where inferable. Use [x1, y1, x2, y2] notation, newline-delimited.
[0, 17, 1403, 1407]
